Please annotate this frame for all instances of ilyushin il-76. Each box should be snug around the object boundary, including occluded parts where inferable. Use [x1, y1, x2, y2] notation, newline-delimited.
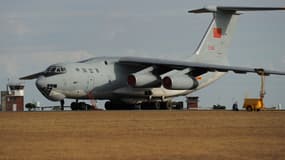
[20, 6, 285, 110]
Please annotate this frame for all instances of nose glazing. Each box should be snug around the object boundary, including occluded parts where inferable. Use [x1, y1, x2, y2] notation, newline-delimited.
[36, 76, 47, 90]
[35, 76, 52, 97]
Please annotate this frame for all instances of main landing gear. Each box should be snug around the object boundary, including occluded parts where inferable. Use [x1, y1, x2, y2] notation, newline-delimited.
[104, 101, 184, 110]
[60, 100, 65, 111]
[70, 100, 92, 110]
[140, 101, 183, 110]
[104, 101, 139, 110]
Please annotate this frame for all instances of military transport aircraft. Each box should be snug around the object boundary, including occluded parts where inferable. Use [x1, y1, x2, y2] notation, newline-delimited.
[20, 6, 285, 110]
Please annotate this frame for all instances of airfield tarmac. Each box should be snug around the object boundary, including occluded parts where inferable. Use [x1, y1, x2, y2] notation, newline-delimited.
[0, 111, 284, 160]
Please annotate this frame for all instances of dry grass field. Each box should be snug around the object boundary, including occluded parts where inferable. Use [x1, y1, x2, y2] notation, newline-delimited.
[0, 111, 284, 160]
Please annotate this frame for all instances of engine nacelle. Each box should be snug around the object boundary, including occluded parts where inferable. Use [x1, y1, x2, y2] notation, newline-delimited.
[162, 74, 199, 90]
[128, 72, 161, 88]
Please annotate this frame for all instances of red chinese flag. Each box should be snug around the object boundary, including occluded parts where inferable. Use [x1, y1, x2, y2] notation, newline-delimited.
[213, 28, 222, 38]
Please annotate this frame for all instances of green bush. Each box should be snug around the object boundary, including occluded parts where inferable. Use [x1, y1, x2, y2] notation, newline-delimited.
[25, 103, 36, 111]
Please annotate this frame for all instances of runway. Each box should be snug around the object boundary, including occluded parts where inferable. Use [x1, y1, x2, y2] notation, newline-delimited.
[0, 111, 284, 160]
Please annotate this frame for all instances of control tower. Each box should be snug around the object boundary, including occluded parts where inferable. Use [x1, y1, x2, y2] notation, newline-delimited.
[1, 83, 24, 112]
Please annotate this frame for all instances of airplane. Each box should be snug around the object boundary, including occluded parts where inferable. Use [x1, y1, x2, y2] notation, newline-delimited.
[20, 6, 285, 110]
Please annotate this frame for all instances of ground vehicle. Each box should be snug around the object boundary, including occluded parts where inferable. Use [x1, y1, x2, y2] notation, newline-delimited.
[243, 70, 265, 111]
[243, 98, 264, 111]
[213, 104, 226, 110]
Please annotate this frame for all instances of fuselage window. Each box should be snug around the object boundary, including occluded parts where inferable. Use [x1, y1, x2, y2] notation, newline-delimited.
[75, 68, 80, 72]
[95, 68, 99, 73]
[82, 68, 87, 73]
[51, 67, 56, 72]
[55, 68, 61, 73]
[88, 68, 94, 73]
[104, 61, 108, 65]
[61, 67, 66, 72]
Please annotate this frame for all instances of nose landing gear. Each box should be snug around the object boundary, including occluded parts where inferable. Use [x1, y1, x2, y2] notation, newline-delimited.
[60, 100, 65, 111]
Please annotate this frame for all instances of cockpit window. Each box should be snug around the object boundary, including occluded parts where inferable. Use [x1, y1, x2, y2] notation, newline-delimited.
[50, 67, 56, 72]
[46, 65, 66, 75]
[55, 68, 61, 73]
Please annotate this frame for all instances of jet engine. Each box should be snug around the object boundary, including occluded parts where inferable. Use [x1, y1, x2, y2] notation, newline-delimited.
[128, 66, 161, 88]
[128, 72, 160, 88]
[162, 74, 198, 90]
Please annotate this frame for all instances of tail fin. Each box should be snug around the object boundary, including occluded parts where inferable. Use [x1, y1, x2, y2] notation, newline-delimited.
[188, 6, 285, 65]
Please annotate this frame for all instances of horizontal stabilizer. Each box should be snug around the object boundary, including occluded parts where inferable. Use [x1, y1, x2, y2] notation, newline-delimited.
[189, 6, 285, 13]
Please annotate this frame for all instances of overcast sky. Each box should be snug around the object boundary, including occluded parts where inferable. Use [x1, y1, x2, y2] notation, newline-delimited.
[1, 0, 285, 109]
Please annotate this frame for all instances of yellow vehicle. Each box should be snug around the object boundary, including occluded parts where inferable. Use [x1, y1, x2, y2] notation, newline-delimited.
[243, 98, 264, 111]
[243, 70, 266, 111]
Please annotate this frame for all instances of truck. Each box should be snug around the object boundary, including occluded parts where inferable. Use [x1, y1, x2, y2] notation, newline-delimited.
[243, 70, 266, 112]
[243, 98, 264, 111]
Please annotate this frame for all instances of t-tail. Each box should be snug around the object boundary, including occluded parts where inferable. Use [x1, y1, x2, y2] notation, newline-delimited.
[188, 6, 285, 65]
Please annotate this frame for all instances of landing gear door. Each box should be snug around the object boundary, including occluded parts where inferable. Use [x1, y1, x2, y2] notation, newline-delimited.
[87, 76, 95, 92]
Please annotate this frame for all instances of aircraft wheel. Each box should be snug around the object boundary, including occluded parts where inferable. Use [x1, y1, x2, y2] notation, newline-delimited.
[71, 102, 78, 110]
[246, 106, 252, 112]
[160, 102, 166, 110]
[154, 101, 161, 110]
[141, 102, 155, 110]
[165, 101, 172, 110]
[105, 101, 141, 110]
[60, 100, 65, 111]
[160, 101, 171, 110]
[79, 102, 87, 110]
[141, 102, 147, 110]
[105, 101, 112, 110]
[176, 101, 184, 110]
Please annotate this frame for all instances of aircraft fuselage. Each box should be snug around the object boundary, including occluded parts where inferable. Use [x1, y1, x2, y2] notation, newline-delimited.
[35, 57, 224, 104]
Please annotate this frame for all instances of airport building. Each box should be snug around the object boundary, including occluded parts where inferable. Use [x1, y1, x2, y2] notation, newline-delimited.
[186, 96, 199, 109]
[0, 83, 24, 112]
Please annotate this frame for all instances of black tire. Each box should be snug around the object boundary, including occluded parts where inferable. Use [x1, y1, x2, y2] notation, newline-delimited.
[177, 102, 184, 110]
[246, 106, 252, 112]
[154, 101, 161, 110]
[160, 102, 167, 110]
[71, 102, 78, 110]
[79, 102, 86, 110]
[105, 101, 111, 110]
[166, 101, 172, 110]
[141, 102, 151, 110]
[161, 101, 172, 110]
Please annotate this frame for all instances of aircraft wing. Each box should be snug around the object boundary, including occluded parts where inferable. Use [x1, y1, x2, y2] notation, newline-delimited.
[119, 57, 285, 76]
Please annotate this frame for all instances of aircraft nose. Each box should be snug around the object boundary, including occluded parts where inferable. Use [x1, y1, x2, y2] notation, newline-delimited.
[36, 76, 47, 89]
